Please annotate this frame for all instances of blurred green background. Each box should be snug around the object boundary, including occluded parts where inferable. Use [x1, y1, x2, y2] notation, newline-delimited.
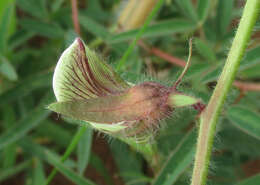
[0, 0, 260, 185]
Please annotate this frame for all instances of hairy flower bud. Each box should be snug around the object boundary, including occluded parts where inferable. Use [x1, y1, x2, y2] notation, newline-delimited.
[49, 38, 203, 142]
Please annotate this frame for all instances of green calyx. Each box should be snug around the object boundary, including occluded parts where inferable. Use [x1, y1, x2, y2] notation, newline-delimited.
[168, 93, 200, 107]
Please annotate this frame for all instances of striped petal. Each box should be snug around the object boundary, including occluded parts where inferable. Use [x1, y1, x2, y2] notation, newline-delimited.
[53, 38, 130, 102]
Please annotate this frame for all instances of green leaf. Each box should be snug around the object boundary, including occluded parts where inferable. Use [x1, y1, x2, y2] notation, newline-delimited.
[0, 0, 16, 38]
[0, 91, 54, 150]
[239, 46, 260, 71]
[240, 63, 260, 79]
[45, 150, 96, 185]
[35, 120, 72, 148]
[0, 71, 52, 106]
[9, 30, 35, 50]
[20, 18, 64, 38]
[217, 0, 234, 36]
[197, 0, 211, 23]
[51, 0, 65, 12]
[237, 173, 260, 185]
[108, 19, 196, 43]
[16, 0, 48, 19]
[0, 55, 18, 81]
[184, 63, 211, 80]
[32, 159, 46, 185]
[89, 154, 114, 185]
[85, 0, 109, 21]
[77, 126, 93, 175]
[0, 160, 32, 182]
[201, 64, 222, 83]
[226, 106, 260, 140]
[79, 15, 111, 40]
[110, 139, 145, 185]
[175, 0, 198, 22]
[152, 129, 196, 185]
[0, 3, 14, 52]
[65, 29, 78, 47]
[194, 38, 216, 62]
[2, 105, 17, 168]
[19, 137, 97, 185]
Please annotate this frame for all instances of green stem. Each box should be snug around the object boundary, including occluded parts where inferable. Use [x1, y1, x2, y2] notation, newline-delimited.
[191, 1, 259, 185]
[116, 0, 165, 71]
[44, 126, 87, 185]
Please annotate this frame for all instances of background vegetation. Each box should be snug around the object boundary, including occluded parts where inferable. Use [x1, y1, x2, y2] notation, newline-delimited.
[0, 0, 260, 185]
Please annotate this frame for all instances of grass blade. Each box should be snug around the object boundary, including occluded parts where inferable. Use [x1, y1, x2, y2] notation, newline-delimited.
[16, 0, 48, 19]
[0, 4, 14, 52]
[2, 105, 17, 168]
[197, 0, 211, 23]
[89, 154, 114, 185]
[0, 160, 32, 182]
[194, 38, 217, 62]
[32, 159, 46, 185]
[216, 0, 234, 36]
[0, 71, 52, 106]
[0, 55, 18, 81]
[79, 15, 111, 40]
[19, 137, 96, 185]
[109, 19, 196, 44]
[45, 126, 87, 185]
[152, 129, 196, 185]
[237, 173, 260, 185]
[45, 150, 96, 185]
[227, 106, 260, 140]
[20, 18, 64, 38]
[175, 0, 198, 22]
[36, 120, 72, 148]
[77, 126, 93, 175]
[239, 46, 260, 71]
[0, 91, 54, 150]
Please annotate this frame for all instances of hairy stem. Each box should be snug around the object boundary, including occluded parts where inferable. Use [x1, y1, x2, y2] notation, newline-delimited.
[71, 0, 80, 35]
[191, 1, 260, 185]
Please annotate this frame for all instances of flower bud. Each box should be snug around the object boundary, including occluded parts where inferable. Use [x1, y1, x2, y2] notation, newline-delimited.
[49, 38, 203, 142]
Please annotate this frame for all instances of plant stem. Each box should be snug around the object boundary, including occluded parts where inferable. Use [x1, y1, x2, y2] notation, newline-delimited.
[44, 126, 87, 185]
[233, 81, 260, 92]
[71, 0, 80, 35]
[116, 0, 165, 71]
[139, 41, 260, 92]
[191, 1, 260, 185]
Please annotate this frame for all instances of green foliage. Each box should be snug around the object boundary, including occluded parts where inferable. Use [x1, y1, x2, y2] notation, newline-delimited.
[227, 106, 260, 140]
[153, 129, 196, 185]
[0, 0, 259, 185]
